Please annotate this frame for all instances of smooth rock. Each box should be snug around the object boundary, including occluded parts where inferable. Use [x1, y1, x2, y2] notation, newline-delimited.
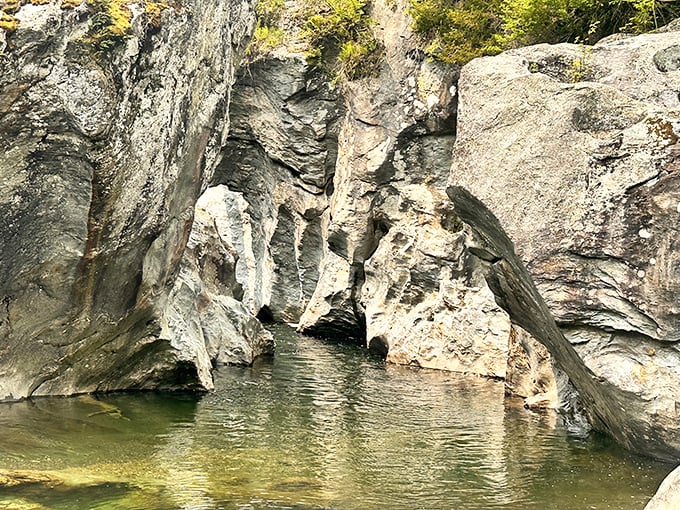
[161, 187, 274, 388]
[448, 30, 680, 460]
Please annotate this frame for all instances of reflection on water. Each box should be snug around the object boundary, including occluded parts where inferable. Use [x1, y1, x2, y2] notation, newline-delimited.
[0, 325, 672, 509]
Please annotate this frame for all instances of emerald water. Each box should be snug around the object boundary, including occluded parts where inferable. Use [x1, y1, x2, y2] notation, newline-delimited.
[0, 326, 672, 510]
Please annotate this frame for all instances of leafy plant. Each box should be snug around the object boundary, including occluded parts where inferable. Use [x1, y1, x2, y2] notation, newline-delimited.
[245, 0, 286, 59]
[409, 0, 504, 64]
[0, 10, 18, 31]
[300, 0, 384, 80]
[409, 0, 680, 65]
[256, 0, 285, 26]
[621, 0, 680, 32]
[568, 45, 593, 82]
[247, 25, 285, 56]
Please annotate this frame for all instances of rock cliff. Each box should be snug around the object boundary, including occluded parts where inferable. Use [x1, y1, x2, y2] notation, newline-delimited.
[293, 0, 520, 383]
[447, 34, 680, 459]
[0, 0, 270, 400]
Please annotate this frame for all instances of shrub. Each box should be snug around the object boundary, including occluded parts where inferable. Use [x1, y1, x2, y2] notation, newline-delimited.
[256, 0, 285, 26]
[409, 0, 503, 64]
[409, 0, 680, 65]
[84, 0, 171, 53]
[245, 0, 286, 59]
[621, 0, 680, 32]
[247, 24, 285, 56]
[300, 0, 384, 80]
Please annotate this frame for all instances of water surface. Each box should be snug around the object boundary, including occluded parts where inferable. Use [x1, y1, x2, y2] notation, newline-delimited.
[0, 326, 672, 509]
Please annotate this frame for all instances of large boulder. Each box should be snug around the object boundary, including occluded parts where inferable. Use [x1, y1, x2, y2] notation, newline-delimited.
[0, 0, 256, 399]
[360, 185, 511, 377]
[448, 32, 680, 459]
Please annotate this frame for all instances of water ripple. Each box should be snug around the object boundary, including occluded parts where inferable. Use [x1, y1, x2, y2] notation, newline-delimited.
[0, 325, 671, 510]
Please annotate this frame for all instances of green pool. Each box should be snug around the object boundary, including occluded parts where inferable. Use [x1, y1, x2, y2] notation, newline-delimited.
[0, 326, 672, 509]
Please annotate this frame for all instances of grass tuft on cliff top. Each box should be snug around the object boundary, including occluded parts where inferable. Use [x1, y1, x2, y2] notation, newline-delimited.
[245, 0, 286, 58]
[300, 0, 384, 81]
[245, 0, 384, 82]
[83, 0, 172, 52]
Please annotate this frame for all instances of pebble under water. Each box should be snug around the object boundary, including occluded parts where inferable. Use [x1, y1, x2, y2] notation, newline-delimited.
[0, 325, 673, 509]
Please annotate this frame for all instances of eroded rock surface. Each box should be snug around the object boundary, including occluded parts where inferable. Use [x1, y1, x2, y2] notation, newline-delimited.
[448, 32, 680, 459]
[2, 0, 678, 468]
[161, 186, 274, 389]
[212, 52, 342, 323]
[0, 0, 257, 399]
[295, 0, 515, 377]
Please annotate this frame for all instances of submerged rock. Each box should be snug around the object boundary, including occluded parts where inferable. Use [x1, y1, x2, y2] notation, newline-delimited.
[0, 468, 135, 508]
[448, 32, 680, 459]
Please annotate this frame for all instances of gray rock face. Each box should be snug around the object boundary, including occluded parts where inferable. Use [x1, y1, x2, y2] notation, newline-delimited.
[294, 0, 547, 388]
[161, 186, 274, 389]
[359, 187, 511, 377]
[212, 53, 343, 323]
[298, 0, 461, 341]
[448, 32, 680, 460]
[2, 0, 677, 467]
[0, 0, 257, 399]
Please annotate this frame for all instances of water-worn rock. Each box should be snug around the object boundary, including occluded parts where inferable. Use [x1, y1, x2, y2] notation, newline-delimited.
[448, 32, 680, 460]
[293, 0, 548, 385]
[161, 186, 274, 388]
[0, 467, 135, 508]
[0, 0, 257, 399]
[201, 0, 550, 387]
[360, 186, 511, 377]
[644, 465, 680, 510]
[213, 53, 342, 323]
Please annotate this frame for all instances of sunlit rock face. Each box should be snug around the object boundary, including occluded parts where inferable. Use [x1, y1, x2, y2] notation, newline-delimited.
[448, 32, 680, 460]
[3, 0, 678, 468]
[214, 0, 554, 392]
[0, 0, 257, 399]
[294, 0, 517, 380]
[161, 186, 274, 390]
